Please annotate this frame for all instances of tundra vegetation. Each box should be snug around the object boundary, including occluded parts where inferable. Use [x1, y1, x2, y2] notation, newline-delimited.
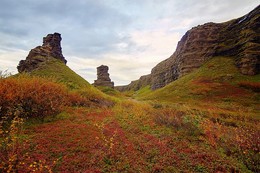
[0, 56, 259, 172]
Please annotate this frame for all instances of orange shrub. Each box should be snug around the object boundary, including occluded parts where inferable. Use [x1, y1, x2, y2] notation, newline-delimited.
[67, 91, 91, 107]
[0, 75, 69, 119]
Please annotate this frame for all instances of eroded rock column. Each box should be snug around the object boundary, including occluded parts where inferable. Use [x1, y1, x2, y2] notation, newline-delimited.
[94, 65, 114, 88]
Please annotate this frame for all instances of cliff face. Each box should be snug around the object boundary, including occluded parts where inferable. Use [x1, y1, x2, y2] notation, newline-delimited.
[119, 5, 260, 91]
[151, 22, 223, 89]
[116, 74, 152, 91]
[17, 33, 67, 73]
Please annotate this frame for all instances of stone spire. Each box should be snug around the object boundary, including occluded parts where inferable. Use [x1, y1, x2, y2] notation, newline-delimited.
[17, 32, 67, 73]
[94, 65, 114, 88]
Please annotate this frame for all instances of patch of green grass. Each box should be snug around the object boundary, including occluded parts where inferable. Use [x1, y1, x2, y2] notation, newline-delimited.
[29, 57, 91, 90]
[24, 111, 71, 128]
[96, 86, 122, 97]
[134, 85, 151, 98]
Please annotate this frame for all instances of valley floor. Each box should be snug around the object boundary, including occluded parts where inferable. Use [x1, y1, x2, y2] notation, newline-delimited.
[4, 98, 258, 173]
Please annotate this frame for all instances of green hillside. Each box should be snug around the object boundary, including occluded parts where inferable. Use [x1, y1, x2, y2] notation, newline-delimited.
[17, 56, 116, 107]
[29, 57, 91, 90]
[138, 56, 259, 105]
[133, 56, 260, 126]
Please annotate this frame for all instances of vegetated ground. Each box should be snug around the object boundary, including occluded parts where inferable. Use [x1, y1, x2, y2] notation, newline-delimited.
[1, 57, 259, 172]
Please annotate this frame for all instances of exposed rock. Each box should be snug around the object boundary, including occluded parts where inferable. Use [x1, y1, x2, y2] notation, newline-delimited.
[120, 5, 260, 91]
[94, 65, 114, 88]
[116, 74, 151, 91]
[150, 22, 223, 90]
[17, 33, 66, 73]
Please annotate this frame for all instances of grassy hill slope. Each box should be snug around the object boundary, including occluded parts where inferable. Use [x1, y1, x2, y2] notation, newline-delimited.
[138, 56, 259, 107]
[134, 56, 260, 128]
[29, 57, 91, 90]
[17, 57, 116, 106]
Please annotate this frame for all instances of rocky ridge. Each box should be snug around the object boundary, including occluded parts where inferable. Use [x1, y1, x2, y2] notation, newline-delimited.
[116, 74, 151, 91]
[93, 65, 114, 88]
[17, 33, 67, 73]
[117, 5, 260, 91]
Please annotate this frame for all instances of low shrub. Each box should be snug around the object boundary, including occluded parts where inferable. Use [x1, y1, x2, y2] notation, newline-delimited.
[0, 74, 69, 120]
[0, 112, 55, 172]
[231, 128, 259, 172]
[154, 108, 185, 129]
[154, 108, 205, 136]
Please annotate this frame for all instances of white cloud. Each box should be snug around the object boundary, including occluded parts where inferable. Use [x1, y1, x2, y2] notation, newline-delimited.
[0, 49, 27, 74]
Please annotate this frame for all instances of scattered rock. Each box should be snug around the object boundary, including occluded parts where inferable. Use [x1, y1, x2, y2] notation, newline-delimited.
[17, 32, 66, 73]
[94, 65, 114, 88]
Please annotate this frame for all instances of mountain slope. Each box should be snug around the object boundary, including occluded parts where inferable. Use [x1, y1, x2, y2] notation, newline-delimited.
[29, 57, 91, 90]
[118, 5, 259, 91]
[138, 57, 260, 116]
[16, 32, 114, 105]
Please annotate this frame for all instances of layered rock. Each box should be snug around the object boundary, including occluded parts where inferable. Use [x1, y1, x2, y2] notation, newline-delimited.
[151, 22, 223, 89]
[116, 74, 151, 91]
[17, 33, 67, 73]
[94, 65, 114, 88]
[119, 5, 260, 91]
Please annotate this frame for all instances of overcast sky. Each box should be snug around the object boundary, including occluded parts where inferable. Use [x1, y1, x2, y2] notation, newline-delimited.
[0, 0, 258, 85]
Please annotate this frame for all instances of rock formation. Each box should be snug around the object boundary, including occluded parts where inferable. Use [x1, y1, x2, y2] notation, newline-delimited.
[94, 65, 114, 88]
[17, 32, 67, 73]
[116, 74, 151, 91]
[118, 5, 260, 91]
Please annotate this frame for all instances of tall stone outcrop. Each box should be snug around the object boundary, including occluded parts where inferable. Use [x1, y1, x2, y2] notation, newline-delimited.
[94, 65, 114, 88]
[118, 5, 260, 91]
[17, 32, 67, 73]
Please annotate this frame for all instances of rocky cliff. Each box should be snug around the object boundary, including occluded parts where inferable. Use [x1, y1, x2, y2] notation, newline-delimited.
[93, 65, 114, 88]
[118, 5, 259, 91]
[116, 74, 152, 91]
[17, 33, 67, 73]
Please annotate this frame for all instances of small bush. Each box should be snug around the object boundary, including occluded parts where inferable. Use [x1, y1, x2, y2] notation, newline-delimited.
[154, 108, 204, 136]
[154, 108, 185, 129]
[68, 91, 91, 107]
[238, 81, 260, 92]
[0, 74, 69, 120]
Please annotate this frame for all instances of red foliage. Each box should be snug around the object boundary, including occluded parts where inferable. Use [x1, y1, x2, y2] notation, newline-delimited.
[0, 75, 69, 119]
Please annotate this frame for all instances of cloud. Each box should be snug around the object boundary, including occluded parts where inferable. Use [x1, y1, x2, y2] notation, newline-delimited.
[0, 49, 27, 74]
[67, 29, 182, 85]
